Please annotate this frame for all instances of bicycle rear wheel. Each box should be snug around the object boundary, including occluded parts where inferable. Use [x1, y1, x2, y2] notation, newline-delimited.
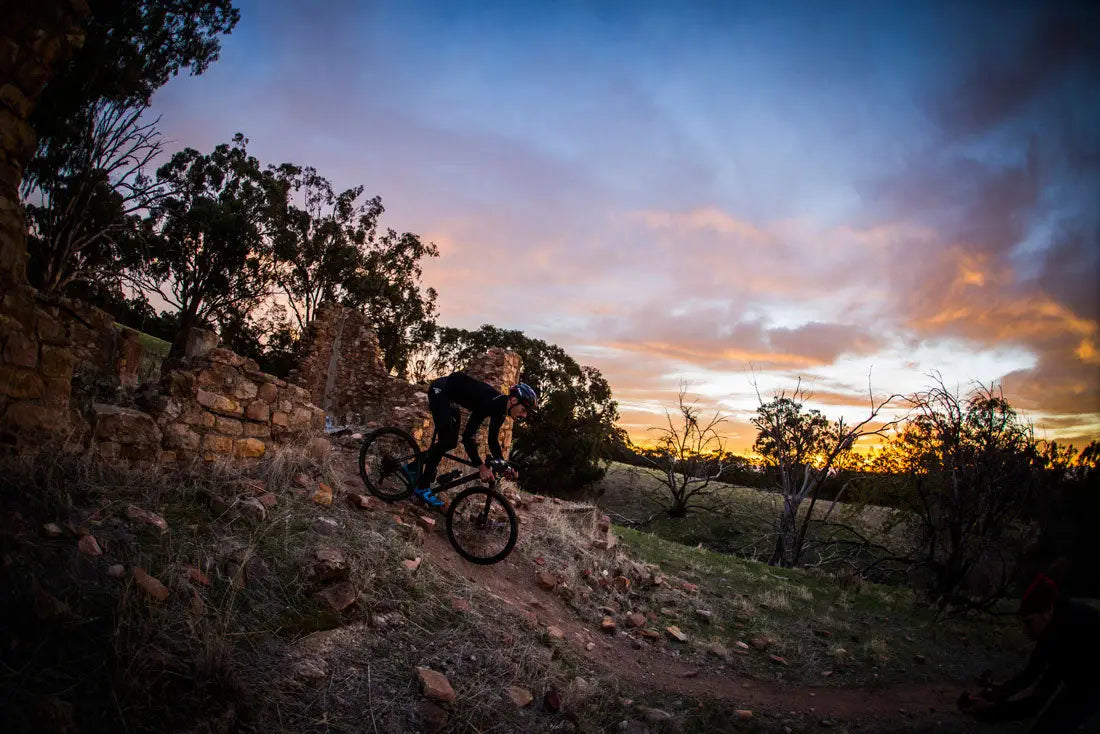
[445, 486, 518, 565]
[358, 427, 422, 502]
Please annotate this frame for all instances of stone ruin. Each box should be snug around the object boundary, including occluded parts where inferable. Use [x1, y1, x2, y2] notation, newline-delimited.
[292, 303, 524, 460]
[0, 1, 89, 451]
[0, 6, 523, 466]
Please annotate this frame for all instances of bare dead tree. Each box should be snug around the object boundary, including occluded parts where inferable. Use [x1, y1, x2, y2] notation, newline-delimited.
[752, 376, 901, 567]
[22, 101, 166, 296]
[645, 383, 730, 517]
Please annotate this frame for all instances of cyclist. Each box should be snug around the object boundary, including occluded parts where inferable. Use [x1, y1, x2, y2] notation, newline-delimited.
[958, 573, 1100, 732]
[408, 372, 537, 509]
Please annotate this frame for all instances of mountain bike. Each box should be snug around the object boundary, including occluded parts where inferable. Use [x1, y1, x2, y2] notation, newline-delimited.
[357, 426, 519, 565]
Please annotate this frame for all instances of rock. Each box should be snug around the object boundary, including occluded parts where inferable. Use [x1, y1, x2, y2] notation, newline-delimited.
[42, 522, 63, 537]
[914, 654, 927, 664]
[626, 612, 646, 628]
[312, 482, 334, 506]
[639, 628, 661, 641]
[814, 628, 832, 638]
[416, 515, 436, 532]
[735, 709, 753, 720]
[535, 571, 557, 591]
[666, 626, 688, 642]
[77, 534, 102, 556]
[307, 437, 332, 461]
[106, 564, 125, 579]
[749, 636, 773, 650]
[586, 642, 596, 651]
[543, 687, 563, 713]
[403, 557, 422, 573]
[681, 582, 698, 593]
[418, 700, 449, 733]
[258, 493, 278, 509]
[237, 497, 267, 522]
[133, 567, 171, 601]
[184, 328, 219, 358]
[618, 721, 651, 734]
[315, 582, 357, 611]
[735, 640, 750, 650]
[641, 707, 672, 722]
[310, 548, 349, 583]
[292, 657, 329, 683]
[768, 654, 789, 665]
[506, 686, 534, 707]
[695, 609, 713, 623]
[415, 666, 456, 702]
[186, 565, 211, 586]
[556, 583, 575, 602]
[312, 516, 339, 535]
[601, 617, 617, 633]
[449, 595, 471, 613]
[91, 403, 162, 445]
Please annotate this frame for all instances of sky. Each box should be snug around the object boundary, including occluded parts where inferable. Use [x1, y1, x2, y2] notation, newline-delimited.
[148, 0, 1100, 452]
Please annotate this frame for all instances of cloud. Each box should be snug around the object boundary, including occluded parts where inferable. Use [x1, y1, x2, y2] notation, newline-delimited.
[934, 3, 1100, 136]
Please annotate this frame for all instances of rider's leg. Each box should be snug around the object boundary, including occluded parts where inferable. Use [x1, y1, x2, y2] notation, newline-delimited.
[418, 389, 459, 491]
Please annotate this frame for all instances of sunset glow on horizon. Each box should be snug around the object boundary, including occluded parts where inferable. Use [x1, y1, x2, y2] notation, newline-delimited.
[149, 0, 1099, 453]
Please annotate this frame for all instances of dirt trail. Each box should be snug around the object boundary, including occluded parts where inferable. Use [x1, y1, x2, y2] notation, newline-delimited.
[426, 532, 960, 721]
[339, 456, 967, 724]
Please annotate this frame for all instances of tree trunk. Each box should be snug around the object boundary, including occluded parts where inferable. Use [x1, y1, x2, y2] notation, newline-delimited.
[770, 497, 798, 566]
[169, 301, 202, 359]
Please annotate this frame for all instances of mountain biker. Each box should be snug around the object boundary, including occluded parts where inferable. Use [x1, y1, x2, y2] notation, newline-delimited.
[958, 573, 1100, 732]
[409, 372, 537, 509]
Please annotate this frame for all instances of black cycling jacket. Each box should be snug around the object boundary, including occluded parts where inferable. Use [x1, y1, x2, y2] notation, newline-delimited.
[992, 599, 1100, 702]
[435, 372, 509, 466]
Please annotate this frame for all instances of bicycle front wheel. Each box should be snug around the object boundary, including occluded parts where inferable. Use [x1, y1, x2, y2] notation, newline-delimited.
[358, 427, 422, 502]
[445, 486, 518, 565]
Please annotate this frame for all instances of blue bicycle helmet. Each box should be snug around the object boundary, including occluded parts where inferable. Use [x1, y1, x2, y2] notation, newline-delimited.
[509, 383, 538, 411]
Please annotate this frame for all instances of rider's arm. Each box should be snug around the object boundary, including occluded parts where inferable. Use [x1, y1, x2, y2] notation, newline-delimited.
[989, 642, 1049, 702]
[487, 410, 505, 461]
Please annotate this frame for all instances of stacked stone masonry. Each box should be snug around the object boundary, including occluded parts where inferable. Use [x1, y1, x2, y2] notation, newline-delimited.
[114, 331, 326, 464]
[290, 303, 432, 439]
[0, 1, 89, 451]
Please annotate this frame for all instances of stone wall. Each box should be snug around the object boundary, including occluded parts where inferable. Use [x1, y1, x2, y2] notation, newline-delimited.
[290, 303, 433, 441]
[91, 330, 326, 464]
[54, 298, 145, 389]
[0, 1, 89, 451]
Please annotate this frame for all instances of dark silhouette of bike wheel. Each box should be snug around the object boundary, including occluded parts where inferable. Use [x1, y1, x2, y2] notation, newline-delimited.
[358, 427, 421, 502]
[446, 486, 518, 564]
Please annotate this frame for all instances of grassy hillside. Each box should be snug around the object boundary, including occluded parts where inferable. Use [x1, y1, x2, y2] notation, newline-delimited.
[0, 447, 1024, 733]
[594, 462, 907, 569]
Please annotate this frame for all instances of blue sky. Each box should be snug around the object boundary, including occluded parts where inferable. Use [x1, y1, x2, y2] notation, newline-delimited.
[149, 0, 1100, 449]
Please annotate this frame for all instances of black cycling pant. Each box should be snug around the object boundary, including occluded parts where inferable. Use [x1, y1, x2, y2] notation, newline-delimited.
[977, 685, 1099, 733]
[418, 381, 460, 489]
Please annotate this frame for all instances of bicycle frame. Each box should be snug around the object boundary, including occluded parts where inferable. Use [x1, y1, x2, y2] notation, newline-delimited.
[422, 425, 507, 495]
